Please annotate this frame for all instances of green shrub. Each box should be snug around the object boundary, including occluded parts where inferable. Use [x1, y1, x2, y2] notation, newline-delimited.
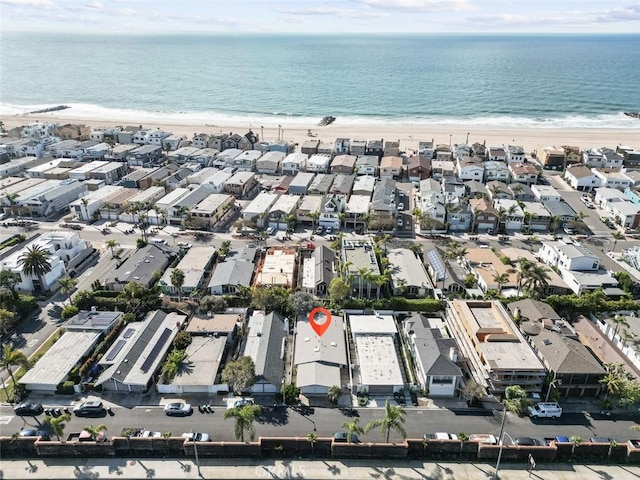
[56, 380, 75, 394]
[61, 305, 79, 319]
[172, 331, 192, 350]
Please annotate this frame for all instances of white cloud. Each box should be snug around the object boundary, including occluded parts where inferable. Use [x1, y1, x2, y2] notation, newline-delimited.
[356, 0, 470, 12]
[84, 1, 103, 9]
[0, 0, 55, 8]
[277, 6, 387, 20]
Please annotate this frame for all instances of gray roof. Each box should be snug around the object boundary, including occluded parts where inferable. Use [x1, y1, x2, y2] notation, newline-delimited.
[543, 200, 577, 218]
[314, 245, 336, 287]
[64, 310, 122, 332]
[106, 244, 175, 287]
[371, 177, 396, 211]
[530, 327, 605, 375]
[209, 259, 254, 289]
[243, 311, 287, 387]
[294, 314, 347, 367]
[308, 173, 335, 194]
[464, 180, 488, 196]
[507, 299, 562, 322]
[405, 314, 462, 377]
[330, 174, 354, 195]
[356, 155, 379, 167]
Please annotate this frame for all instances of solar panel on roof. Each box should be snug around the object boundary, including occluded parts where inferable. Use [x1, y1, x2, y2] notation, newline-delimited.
[140, 328, 172, 373]
[105, 339, 126, 362]
[123, 328, 135, 339]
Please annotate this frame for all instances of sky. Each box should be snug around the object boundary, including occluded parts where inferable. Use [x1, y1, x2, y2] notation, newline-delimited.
[1, 0, 640, 34]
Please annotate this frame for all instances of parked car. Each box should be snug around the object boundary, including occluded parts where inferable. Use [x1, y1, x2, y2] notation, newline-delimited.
[266, 226, 276, 235]
[528, 402, 562, 418]
[469, 434, 498, 445]
[424, 432, 458, 440]
[141, 430, 163, 438]
[164, 402, 192, 417]
[333, 432, 360, 443]
[227, 398, 254, 410]
[315, 226, 324, 235]
[182, 432, 211, 442]
[563, 224, 574, 235]
[512, 437, 543, 446]
[14, 402, 44, 416]
[177, 242, 192, 249]
[73, 401, 105, 417]
[544, 436, 570, 445]
[590, 437, 616, 444]
[19, 429, 50, 440]
[326, 226, 333, 234]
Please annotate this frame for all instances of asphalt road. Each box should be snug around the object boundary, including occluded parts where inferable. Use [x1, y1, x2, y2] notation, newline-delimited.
[2, 402, 636, 444]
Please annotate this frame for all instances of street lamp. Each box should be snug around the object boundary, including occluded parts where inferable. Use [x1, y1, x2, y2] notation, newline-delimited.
[191, 430, 201, 476]
[545, 373, 563, 402]
[466, 132, 470, 144]
[495, 430, 515, 479]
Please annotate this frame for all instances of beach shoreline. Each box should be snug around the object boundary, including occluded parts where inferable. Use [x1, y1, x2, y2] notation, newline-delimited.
[2, 112, 639, 155]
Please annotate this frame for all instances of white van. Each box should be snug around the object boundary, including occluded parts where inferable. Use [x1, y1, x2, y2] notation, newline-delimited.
[528, 402, 562, 418]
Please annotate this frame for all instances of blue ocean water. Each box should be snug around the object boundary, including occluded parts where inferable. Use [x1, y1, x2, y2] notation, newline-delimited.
[1, 32, 639, 128]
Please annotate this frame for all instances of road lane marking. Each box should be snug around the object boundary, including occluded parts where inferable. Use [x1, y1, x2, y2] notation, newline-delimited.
[0, 415, 14, 424]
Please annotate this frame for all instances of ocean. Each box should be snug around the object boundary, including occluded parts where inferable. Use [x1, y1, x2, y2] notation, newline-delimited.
[1, 32, 639, 128]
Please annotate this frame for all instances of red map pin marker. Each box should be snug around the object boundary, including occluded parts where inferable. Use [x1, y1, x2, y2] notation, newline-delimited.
[309, 307, 332, 338]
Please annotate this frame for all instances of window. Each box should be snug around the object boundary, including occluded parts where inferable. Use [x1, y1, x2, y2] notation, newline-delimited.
[432, 376, 453, 384]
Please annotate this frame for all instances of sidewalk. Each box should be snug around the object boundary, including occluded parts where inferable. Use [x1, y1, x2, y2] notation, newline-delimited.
[2, 458, 639, 480]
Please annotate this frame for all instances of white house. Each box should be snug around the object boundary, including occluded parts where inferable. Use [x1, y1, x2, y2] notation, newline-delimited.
[537, 240, 600, 271]
[594, 187, 628, 210]
[493, 199, 525, 231]
[609, 201, 640, 229]
[564, 165, 602, 192]
[484, 161, 511, 183]
[0, 232, 89, 293]
[256, 151, 285, 174]
[307, 154, 331, 173]
[318, 193, 346, 230]
[593, 169, 633, 191]
[531, 184, 562, 202]
[456, 158, 484, 181]
[281, 152, 308, 175]
[69, 185, 123, 221]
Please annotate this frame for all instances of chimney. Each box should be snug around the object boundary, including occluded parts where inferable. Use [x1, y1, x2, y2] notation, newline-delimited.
[449, 347, 458, 362]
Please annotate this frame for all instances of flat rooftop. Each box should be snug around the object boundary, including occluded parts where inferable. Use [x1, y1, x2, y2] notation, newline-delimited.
[342, 239, 380, 276]
[355, 335, 404, 387]
[256, 248, 296, 287]
[20, 331, 100, 387]
[294, 315, 347, 367]
[170, 336, 227, 387]
[186, 313, 241, 335]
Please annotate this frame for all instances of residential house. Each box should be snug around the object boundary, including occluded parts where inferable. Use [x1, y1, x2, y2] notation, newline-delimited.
[330, 174, 354, 197]
[119, 168, 157, 189]
[238, 131, 258, 151]
[609, 201, 640, 229]
[296, 195, 323, 225]
[387, 248, 433, 297]
[426, 248, 465, 294]
[167, 186, 220, 224]
[294, 313, 347, 397]
[431, 160, 455, 180]
[407, 155, 431, 181]
[308, 173, 335, 196]
[255, 247, 296, 288]
[220, 133, 242, 150]
[370, 178, 397, 231]
[231, 150, 262, 172]
[379, 156, 403, 179]
[319, 193, 346, 229]
[464, 180, 488, 199]
[0, 232, 90, 293]
[446, 200, 472, 232]
[344, 195, 371, 229]
[209, 253, 255, 295]
[288, 172, 316, 196]
[564, 165, 602, 192]
[330, 154, 357, 175]
[69, 185, 122, 221]
[256, 151, 285, 174]
[301, 245, 336, 296]
[215, 148, 243, 168]
[57, 123, 90, 140]
[104, 244, 175, 291]
[351, 175, 376, 197]
[307, 154, 331, 173]
[301, 140, 320, 156]
[484, 161, 511, 183]
[583, 148, 624, 170]
[543, 200, 577, 225]
[593, 169, 633, 191]
[532, 184, 562, 202]
[487, 146, 507, 162]
[350, 139, 367, 156]
[509, 183, 535, 201]
[334, 138, 350, 155]
[146, 129, 172, 147]
[159, 247, 216, 299]
[493, 199, 525, 231]
[521, 201, 552, 232]
[341, 237, 381, 298]
[442, 176, 466, 202]
[419, 178, 445, 207]
[508, 300, 604, 398]
[189, 193, 235, 228]
[384, 140, 400, 156]
[355, 155, 379, 176]
[434, 144, 453, 161]
[404, 314, 462, 397]
[505, 145, 527, 163]
[464, 248, 518, 293]
[242, 192, 279, 228]
[537, 146, 565, 170]
[594, 187, 627, 210]
[88, 162, 127, 185]
[137, 164, 180, 189]
[17, 180, 87, 218]
[453, 144, 471, 161]
[418, 140, 435, 159]
[486, 181, 513, 200]
[268, 194, 300, 230]
[281, 152, 308, 175]
[456, 158, 484, 181]
[563, 146, 583, 167]
[622, 148, 640, 168]
[365, 139, 384, 158]
[348, 314, 405, 394]
[167, 146, 200, 164]
[509, 162, 539, 185]
[538, 240, 600, 271]
[126, 144, 163, 167]
[469, 198, 499, 234]
[500, 248, 571, 296]
[99, 188, 139, 220]
[224, 171, 257, 198]
[445, 300, 546, 395]
[189, 168, 232, 193]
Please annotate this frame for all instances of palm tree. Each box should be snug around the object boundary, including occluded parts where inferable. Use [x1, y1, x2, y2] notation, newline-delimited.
[612, 314, 630, 337]
[600, 363, 626, 401]
[569, 435, 582, 457]
[223, 404, 262, 442]
[356, 267, 369, 298]
[0, 345, 27, 401]
[511, 183, 523, 197]
[170, 268, 185, 302]
[365, 398, 407, 443]
[523, 264, 551, 297]
[105, 239, 119, 258]
[83, 424, 107, 441]
[373, 274, 387, 300]
[18, 244, 52, 293]
[612, 231, 625, 252]
[57, 275, 77, 305]
[328, 385, 342, 405]
[308, 211, 320, 231]
[458, 432, 470, 457]
[43, 413, 71, 441]
[608, 439, 617, 460]
[340, 418, 364, 444]
[161, 349, 188, 382]
[492, 272, 510, 292]
[307, 432, 318, 455]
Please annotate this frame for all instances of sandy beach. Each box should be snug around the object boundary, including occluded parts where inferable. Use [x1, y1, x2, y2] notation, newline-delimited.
[2, 112, 639, 154]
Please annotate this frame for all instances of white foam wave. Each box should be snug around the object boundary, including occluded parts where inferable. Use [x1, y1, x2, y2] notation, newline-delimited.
[2, 102, 639, 130]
